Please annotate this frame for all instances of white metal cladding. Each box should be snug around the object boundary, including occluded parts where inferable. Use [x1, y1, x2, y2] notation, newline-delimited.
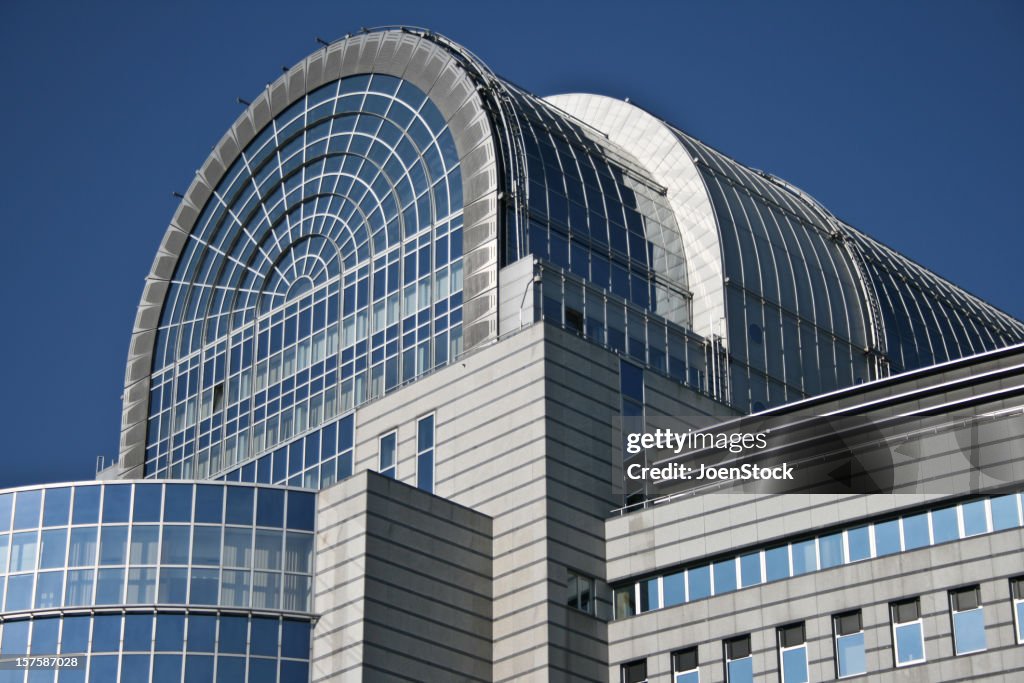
[549, 94, 1024, 412]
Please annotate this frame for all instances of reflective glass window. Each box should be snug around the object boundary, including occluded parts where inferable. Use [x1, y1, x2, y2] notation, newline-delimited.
[71, 487, 100, 525]
[931, 507, 959, 543]
[663, 571, 684, 607]
[688, 565, 710, 601]
[190, 568, 220, 604]
[31, 618, 59, 656]
[187, 615, 217, 652]
[0, 493, 11, 531]
[713, 559, 736, 594]
[185, 654, 214, 683]
[129, 525, 159, 564]
[1, 619, 28, 656]
[94, 568, 124, 604]
[902, 513, 930, 550]
[67, 527, 96, 566]
[133, 485, 162, 523]
[121, 654, 151, 680]
[218, 616, 248, 654]
[739, 551, 762, 587]
[161, 526, 191, 564]
[223, 528, 252, 567]
[13, 490, 42, 530]
[99, 526, 128, 565]
[89, 654, 117, 682]
[765, 545, 790, 581]
[962, 500, 988, 536]
[126, 567, 156, 603]
[158, 567, 188, 603]
[163, 484, 193, 523]
[819, 532, 845, 568]
[155, 614, 185, 651]
[950, 586, 986, 655]
[991, 494, 1020, 531]
[42, 488, 71, 527]
[225, 487, 254, 526]
[60, 616, 90, 654]
[791, 539, 817, 575]
[286, 491, 316, 531]
[123, 614, 154, 651]
[35, 570, 63, 608]
[92, 614, 122, 652]
[101, 485, 131, 523]
[250, 617, 279, 656]
[874, 519, 901, 556]
[10, 532, 38, 572]
[152, 654, 182, 683]
[194, 486, 224, 524]
[6, 574, 33, 610]
[39, 528, 67, 569]
[284, 532, 313, 573]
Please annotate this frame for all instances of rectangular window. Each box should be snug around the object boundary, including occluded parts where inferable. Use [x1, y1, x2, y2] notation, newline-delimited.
[950, 585, 987, 655]
[778, 623, 808, 683]
[833, 610, 866, 678]
[566, 568, 595, 615]
[724, 635, 753, 683]
[621, 659, 647, 683]
[416, 414, 435, 493]
[378, 431, 397, 479]
[891, 597, 925, 666]
[1011, 576, 1024, 644]
[672, 646, 699, 683]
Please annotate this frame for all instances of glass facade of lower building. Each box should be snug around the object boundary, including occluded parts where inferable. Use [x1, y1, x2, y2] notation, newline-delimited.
[0, 483, 313, 683]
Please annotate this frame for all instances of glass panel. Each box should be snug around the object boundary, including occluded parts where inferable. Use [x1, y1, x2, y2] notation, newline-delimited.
[194, 486, 224, 524]
[64, 569, 94, 606]
[99, 526, 128, 565]
[35, 570, 64, 608]
[252, 571, 281, 608]
[819, 533, 845, 568]
[132, 485, 162, 523]
[765, 546, 790, 581]
[190, 568, 220, 604]
[42, 488, 71, 527]
[39, 529, 67, 569]
[161, 526, 191, 564]
[94, 568, 124, 604]
[688, 565, 710, 600]
[59, 615, 90, 653]
[781, 647, 808, 683]
[101, 486, 131, 523]
[158, 567, 188, 603]
[218, 616, 248, 654]
[123, 614, 153, 651]
[740, 552, 762, 587]
[13, 489, 42, 530]
[902, 513, 930, 550]
[71, 487, 100, 525]
[991, 494, 1020, 531]
[254, 530, 282, 570]
[931, 507, 959, 544]
[225, 487, 254, 526]
[962, 500, 988, 536]
[791, 539, 817, 575]
[250, 618, 278, 656]
[10, 532, 38, 571]
[837, 632, 866, 677]
[874, 520, 901, 556]
[192, 526, 222, 566]
[713, 559, 736, 594]
[895, 622, 924, 664]
[847, 526, 871, 561]
[223, 528, 252, 567]
[163, 484, 193, 523]
[726, 656, 753, 683]
[663, 572, 684, 607]
[126, 567, 156, 603]
[221, 569, 250, 607]
[256, 488, 285, 527]
[67, 528, 96, 566]
[953, 609, 987, 654]
[129, 526, 159, 564]
[284, 532, 313, 573]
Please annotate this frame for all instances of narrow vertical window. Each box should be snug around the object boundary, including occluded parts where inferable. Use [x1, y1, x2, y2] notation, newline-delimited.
[1011, 576, 1024, 644]
[950, 585, 986, 655]
[416, 414, 435, 493]
[620, 359, 645, 507]
[621, 659, 647, 683]
[378, 431, 397, 479]
[566, 569, 594, 615]
[833, 610, 866, 678]
[891, 597, 925, 666]
[724, 635, 753, 683]
[778, 623, 808, 683]
[672, 646, 699, 683]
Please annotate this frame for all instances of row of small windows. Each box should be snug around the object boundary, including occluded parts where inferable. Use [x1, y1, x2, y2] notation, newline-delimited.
[614, 492, 1023, 618]
[622, 579, 1023, 682]
[0, 612, 310, 683]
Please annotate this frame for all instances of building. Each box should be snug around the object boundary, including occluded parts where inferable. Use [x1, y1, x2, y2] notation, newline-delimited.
[1, 26, 1022, 682]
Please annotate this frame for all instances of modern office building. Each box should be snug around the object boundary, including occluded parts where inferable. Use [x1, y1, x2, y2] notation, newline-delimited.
[1, 27, 1022, 682]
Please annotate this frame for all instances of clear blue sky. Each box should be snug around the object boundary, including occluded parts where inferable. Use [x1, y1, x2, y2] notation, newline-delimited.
[1, 0, 1021, 487]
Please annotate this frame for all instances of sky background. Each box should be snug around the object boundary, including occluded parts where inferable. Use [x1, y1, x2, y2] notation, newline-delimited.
[1, 0, 1022, 487]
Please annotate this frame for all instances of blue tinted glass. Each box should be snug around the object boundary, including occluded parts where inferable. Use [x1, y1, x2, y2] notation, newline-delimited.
[60, 616, 90, 653]
[194, 486, 224, 524]
[962, 500, 988, 536]
[192, 526, 221, 565]
[132, 485, 162, 522]
[847, 526, 871, 561]
[225, 487, 254, 526]
[161, 526, 191, 564]
[727, 656, 753, 683]
[6, 574, 33, 611]
[164, 485, 193, 523]
[280, 661, 310, 681]
[791, 540, 817, 575]
[123, 614, 153, 651]
[248, 657, 277, 682]
[218, 617, 248, 654]
[902, 513, 930, 550]
[417, 414, 434, 451]
[158, 567, 188, 603]
[63, 568, 93, 606]
[216, 656, 246, 683]
[156, 615, 186, 655]
[620, 360, 644, 401]
[185, 655, 214, 683]
[663, 572, 684, 607]
[281, 619, 310, 659]
[991, 494, 1020, 531]
[34, 570, 63, 608]
[837, 632, 866, 677]
[819, 533, 844, 568]
[89, 655, 117, 683]
[92, 614, 122, 652]
[152, 655, 182, 683]
[931, 507, 959, 543]
[953, 608, 986, 654]
[0, 494, 11, 531]
[639, 578, 658, 612]
[101, 486, 131, 523]
[187, 616, 217, 653]
[713, 559, 736, 594]
[765, 546, 790, 581]
[71, 487, 100, 525]
[895, 622, 924, 663]
[740, 552, 762, 586]
[30, 618, 59, 655]
[677, 673, 698, 683]
[99, 526, 128, 565]
[94, 568, 124, 604]
[1, 620, 28, 656]
[256, 489, 285, 528]
[417, 451, 434, 492]
[13, 490, 42, 530]
[874, 520, 901, 556]
[190, 568, 220, 604]
[121, 654, 151, 681]
[781, 646, 808, 683]
[67, 527, 96, 566]
[688, 565, 710, 600]
[250, 617, 279, 656]
[1016, 603, 1024, 642]
[286, 492, 315, 531]
[39, 529, 67, 569]
[42, 488, 71, 527]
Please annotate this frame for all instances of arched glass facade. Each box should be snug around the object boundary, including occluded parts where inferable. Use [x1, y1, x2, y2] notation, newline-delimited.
[0, 482, 313, 682]
[145, 74, 463, 480]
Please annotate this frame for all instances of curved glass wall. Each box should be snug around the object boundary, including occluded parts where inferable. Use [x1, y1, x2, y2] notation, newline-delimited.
[0, 482, 313, 682]
[146, 74, 463, 479]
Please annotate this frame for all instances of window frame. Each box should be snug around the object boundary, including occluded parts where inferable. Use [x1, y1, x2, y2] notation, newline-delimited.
[890, 597, 926, 667]
[949, 585, 987, 655]
[620, 658, 647, 683]
[565, 568, 595, 616]
[671, 646, 699, 683]
[723, 634, 753, 683]
[415, 413, 435, 493]
[1011, 576, 1024, 645]
[777, 622, 808, 683]
[378, 430, 397, 479]
[832, 610, 866, 678]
